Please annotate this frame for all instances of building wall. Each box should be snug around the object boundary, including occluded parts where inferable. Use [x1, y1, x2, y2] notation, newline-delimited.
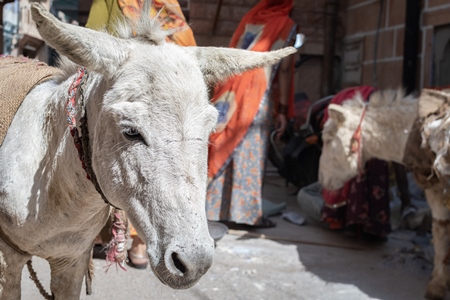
[293, 0, 328, 101]
[17, 1, 51, 42]
[3, 2, 19, 54]
[421, 0, 450, 88]
[340, 0, 407, 89]
[12, 0, 52, 62]
[340, 0, 450, 91]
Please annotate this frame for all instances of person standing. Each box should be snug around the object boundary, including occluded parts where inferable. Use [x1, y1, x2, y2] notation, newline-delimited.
[206, 0, 298, 228]
[86, 0, 196, 46]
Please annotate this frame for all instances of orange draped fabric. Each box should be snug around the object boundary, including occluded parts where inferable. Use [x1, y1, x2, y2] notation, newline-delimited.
[118, 0, 197, 46]
[207, 0, 295, 180]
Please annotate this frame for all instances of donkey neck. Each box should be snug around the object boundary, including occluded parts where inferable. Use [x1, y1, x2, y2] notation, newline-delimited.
[361, 98, 419, 163]
[44, 72, 109, 216]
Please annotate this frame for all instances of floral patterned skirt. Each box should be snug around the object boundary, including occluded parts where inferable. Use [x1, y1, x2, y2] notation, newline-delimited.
[206, 93, 271, 225]
[321, 159, 391, 238]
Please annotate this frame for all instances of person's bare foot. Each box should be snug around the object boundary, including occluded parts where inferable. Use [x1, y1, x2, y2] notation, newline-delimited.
[127, 235, 148, 269]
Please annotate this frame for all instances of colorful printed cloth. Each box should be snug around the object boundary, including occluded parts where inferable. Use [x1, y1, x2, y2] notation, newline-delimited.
[207, 0, 296, 225]
[208, 0, 296, 180]
[85, 0, 196, 46]
[118, 0, 197, 46]
[321, 159, 391, 238]
[206, 93, 271, 225]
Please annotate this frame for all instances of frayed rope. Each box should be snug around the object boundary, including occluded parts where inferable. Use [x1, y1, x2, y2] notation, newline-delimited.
[105, 212, 128, 272]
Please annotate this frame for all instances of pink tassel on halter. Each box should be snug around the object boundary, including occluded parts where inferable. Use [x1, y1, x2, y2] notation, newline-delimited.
[105, 212, 128, 272]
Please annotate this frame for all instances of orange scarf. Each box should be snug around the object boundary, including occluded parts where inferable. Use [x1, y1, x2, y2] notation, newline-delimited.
[208, 0, 295, 180]
[118, 0, 197, 46]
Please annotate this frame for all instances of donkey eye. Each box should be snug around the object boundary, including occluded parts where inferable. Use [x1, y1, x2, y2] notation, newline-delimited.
[123, 128, 144, 142]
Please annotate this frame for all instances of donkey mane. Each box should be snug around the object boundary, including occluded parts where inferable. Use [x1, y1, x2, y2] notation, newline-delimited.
[341, 89, 414, 110]
[54, 56, 79, 82]
[114, 16, 170, 45]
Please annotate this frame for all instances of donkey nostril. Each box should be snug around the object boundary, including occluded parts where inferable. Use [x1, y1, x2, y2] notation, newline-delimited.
[171, 252, 187, 274]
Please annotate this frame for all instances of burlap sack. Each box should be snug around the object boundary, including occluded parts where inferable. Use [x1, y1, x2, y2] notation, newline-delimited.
[0, 56, 60, 146]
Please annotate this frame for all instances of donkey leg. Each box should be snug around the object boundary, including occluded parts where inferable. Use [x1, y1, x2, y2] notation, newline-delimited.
[0, 238, 32, 299]
[425, 187, 450, 300]
[49, 250, 91, 300]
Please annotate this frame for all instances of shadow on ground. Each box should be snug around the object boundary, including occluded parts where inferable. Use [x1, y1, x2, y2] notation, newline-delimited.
[257, 171, 440, 300]
[20, 172, 445, 300]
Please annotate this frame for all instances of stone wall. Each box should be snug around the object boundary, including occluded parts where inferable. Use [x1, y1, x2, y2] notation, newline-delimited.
[293, 0, 328, 101]
[341, 0, 450, 91]
[341, 0, 407, 89]
[421, 0, 450, 88]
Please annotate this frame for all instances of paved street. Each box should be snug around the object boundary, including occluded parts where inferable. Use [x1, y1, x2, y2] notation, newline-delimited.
[21, 172, 439, 300]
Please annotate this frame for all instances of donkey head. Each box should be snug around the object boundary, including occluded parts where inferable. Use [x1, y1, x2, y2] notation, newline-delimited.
[31, 3, 296, 289]
[319, 101, 365, 191]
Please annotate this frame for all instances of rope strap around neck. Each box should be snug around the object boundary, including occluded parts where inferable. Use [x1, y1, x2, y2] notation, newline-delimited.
[66, 69, 127, 271]
[65, 68, 88, 173]
[65, 68, 121, 210]
[350, 105, 367, 175]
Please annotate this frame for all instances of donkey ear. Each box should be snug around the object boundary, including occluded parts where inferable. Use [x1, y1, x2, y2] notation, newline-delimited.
[328, 104, 348, 124]
[30, 3, 130, 76]
[186, 46, 297, 85]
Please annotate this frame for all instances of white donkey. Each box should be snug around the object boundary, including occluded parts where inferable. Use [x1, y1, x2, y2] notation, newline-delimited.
[0, 3, 296, 299]
[318, 89, 450, 300]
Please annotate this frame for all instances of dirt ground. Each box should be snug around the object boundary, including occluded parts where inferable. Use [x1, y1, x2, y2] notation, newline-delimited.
[21, 171, 442, 300]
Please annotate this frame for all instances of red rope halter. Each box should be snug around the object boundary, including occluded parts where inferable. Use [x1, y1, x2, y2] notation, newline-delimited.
[350, 105, 367, 175]
[66, 68, 127, 270]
